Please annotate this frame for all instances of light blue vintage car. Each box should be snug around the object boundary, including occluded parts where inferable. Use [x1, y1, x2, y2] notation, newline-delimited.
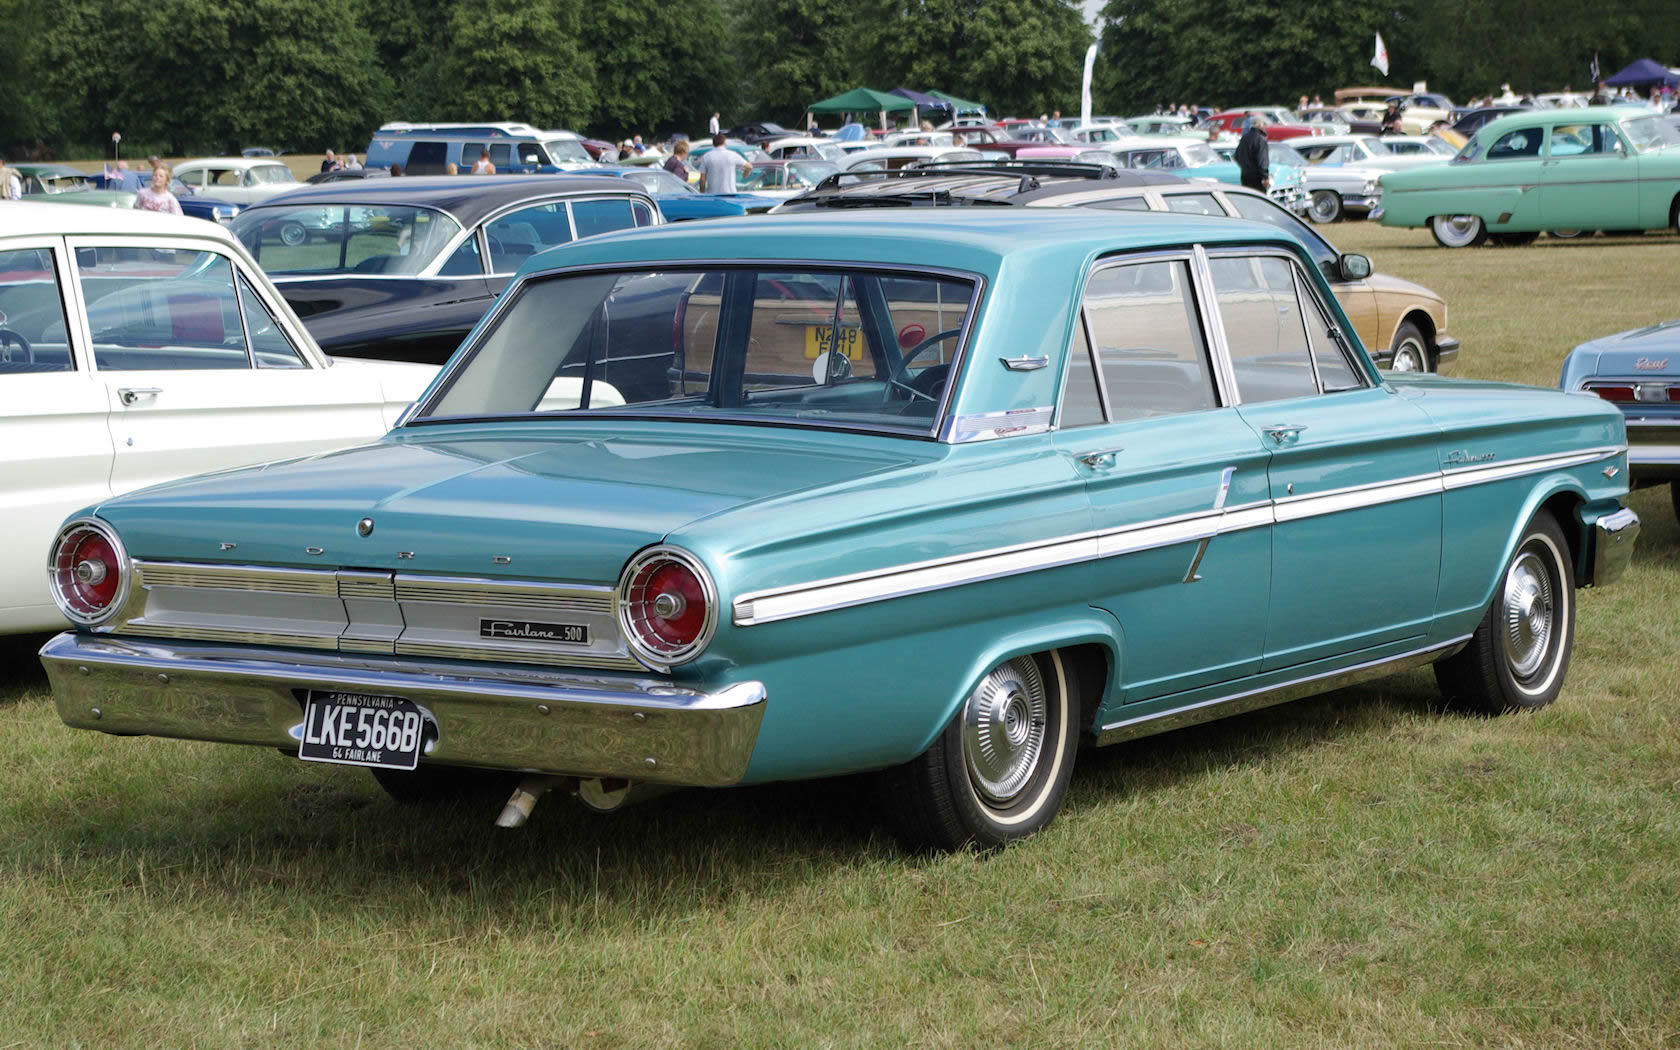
[41, 211, 1640, 851]
[1560, 320, 1680, 521]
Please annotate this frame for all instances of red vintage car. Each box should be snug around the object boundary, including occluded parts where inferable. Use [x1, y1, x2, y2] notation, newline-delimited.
[1205, 108, 1322, 141]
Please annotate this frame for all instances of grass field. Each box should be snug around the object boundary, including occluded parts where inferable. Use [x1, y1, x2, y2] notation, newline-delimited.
[2, 221, 1679, 1048]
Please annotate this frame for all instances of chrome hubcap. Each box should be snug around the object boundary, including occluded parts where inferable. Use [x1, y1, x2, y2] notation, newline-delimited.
[1502, 551, 1555, 679]
[962, 657, 1048, 805]
[1393, 342, 1424, 371]
[1437, 215, 1479, 244]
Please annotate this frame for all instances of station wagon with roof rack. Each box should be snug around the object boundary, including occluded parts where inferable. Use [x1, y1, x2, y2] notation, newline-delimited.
[43, 210, 1638, 851]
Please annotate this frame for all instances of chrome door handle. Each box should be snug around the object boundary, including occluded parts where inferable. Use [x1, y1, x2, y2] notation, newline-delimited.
[118, 387, 162, 405]
[1078, 447, 1124, 469]
[1262, 424, 1306, 444]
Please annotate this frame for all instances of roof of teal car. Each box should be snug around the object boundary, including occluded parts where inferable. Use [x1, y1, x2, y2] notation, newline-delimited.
[521, 208, 1302, 278]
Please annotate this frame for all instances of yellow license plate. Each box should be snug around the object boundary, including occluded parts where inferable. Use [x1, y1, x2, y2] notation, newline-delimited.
[804, 325, 863, 361]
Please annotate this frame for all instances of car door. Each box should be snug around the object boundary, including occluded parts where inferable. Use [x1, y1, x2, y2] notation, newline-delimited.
[1051, 252, 1273, 705]
[1539, 121, 1640, 230]
[1473, 126, 1547, 227]
[0, 238, 115, 631]
[67, 238, 393, 498]
[1207, 249, 1442, 670]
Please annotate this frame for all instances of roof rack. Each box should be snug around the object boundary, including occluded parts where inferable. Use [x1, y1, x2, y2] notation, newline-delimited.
[375, 121, 547, 138]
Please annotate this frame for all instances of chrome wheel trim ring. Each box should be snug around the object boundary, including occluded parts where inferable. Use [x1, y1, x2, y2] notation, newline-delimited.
[1391, 339, 1426, 372]
[1501, 550, 1555, 680]
[962, 657, 1048, 806]
[1433, 214, 1481, 247]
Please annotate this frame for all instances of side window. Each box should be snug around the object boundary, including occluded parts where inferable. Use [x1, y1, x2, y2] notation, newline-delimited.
[570, 198, 641, 240]
[1059, 314, 1105, 427]
[1163, 193, 1223, 215]
[1209, 255, 1318, 403]
[1549, 124, 1615, 157]
[485, 203, 573, 273]
[1487, 129, 1541, 159]
[237, 274, 306, 368]
[0, 247, 74, 372]
[438, 235, 483, 276]
[1083, 259, 1217, 421]
[459, 142, 486, 167]
[1086, 196, 1153, 212]
[632, 200, 657, 227]
[1224, 193, 1338, 273]
[77, 248, 251, 371]
[489, 144, 513, 168]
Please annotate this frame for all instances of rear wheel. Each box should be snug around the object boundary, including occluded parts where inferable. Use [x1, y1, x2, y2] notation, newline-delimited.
[882, 651, 1079, 851]
[1307, 190, 1343, 224]
[278, 221, 308, 247]
[1430, 214, 1487, 248]
[1434, 512, 1574, 713]
[1388, 321, 1431, 372]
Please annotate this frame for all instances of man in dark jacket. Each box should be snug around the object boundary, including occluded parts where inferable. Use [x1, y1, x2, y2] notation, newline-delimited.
[1234, 115, 1269, 191]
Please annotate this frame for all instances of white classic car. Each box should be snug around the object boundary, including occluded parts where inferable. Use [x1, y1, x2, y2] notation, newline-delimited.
[172, 158, 301, 205]
[0, 203, 439, 633]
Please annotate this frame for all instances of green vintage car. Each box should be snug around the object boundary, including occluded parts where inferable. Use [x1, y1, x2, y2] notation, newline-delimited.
[1380, 107, 1680, 246]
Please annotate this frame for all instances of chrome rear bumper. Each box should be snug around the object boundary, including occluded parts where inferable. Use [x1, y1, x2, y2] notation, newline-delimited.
[41, 633, 765, 787]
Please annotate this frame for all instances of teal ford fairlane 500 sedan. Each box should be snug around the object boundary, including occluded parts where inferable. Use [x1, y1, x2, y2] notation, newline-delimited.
[1380, 107, 1680, 246]
[41, 211, 1640, 851]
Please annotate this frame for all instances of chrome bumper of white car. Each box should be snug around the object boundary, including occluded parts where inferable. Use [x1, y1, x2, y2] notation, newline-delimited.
[41, 633, 766, 787]
[1269, 185, 1309, 214]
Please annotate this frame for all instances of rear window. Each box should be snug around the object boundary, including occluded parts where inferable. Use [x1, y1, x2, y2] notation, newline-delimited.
[419, 266, 979, 436]
[231, 206, 464, 276]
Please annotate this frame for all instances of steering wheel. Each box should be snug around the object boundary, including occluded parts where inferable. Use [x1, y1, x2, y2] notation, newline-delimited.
[884, 328, 961, 403]
[0, 327, 32, 365]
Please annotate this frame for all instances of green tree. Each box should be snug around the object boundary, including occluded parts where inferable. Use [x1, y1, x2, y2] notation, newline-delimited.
[726, 0, 859, 126]
[431, 0, 597, 129]
[857, 0, 1091, 120]
[580, 0, 733, 138]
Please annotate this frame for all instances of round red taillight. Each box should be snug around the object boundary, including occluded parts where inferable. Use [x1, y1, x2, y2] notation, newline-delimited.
[48, 518, 129, 625]
[618, 547, 716, 669]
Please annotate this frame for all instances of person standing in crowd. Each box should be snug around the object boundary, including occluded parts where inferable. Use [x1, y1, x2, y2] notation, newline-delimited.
[697, 134, 749, 193]
[471, 150, 496, 174]
[708, 112, 721, 135]
[0, 155, 22, 200]
[345, 154, 362, 170]
[321, 149, 339, 173]
[1235, 115, 1270, 191]
[389, 163, 404, 176]
[133, 164, 182, 215]
[1380, 100, 1404, 133]
[663, 140, 692, 181]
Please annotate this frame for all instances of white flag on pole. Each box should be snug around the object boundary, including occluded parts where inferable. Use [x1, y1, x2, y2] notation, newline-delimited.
[1080, 43, 1098, 127]
[1371, 33, 1390, 77]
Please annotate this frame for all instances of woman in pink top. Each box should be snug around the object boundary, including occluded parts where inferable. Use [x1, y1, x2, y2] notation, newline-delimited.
[133, 166, 183, 215]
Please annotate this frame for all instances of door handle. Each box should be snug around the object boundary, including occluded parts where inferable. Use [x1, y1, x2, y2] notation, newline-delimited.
[1262, 423, 1307, 444]
[1077, 447, 1124, 469]
[118, 387, 162, 405]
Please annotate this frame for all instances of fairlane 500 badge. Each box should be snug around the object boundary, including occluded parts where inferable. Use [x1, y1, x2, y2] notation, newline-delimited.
[1444, 449, 1496, 465]
[1634, 358, 1670, 371]
[479, 619, 589, 644]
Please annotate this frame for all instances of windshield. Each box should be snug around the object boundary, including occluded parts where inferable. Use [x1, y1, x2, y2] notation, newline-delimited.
[1178, 143, 1219, 166]
[230, 205, 463, 276]
[1267, 146, 1305, 168]
[1354, 136, 1391, 155]
[546, 139, 595, 164]
[623, 169, 693, 195]
[1621, 116, 1676, 153]
[418, 266, 980, 436]
[786, 160, 840, 187]
[248, 164, 298, 185]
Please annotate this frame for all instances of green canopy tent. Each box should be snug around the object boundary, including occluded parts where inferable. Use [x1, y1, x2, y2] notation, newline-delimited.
[928, 91, 988, 118]
[807, 87, 917, 131]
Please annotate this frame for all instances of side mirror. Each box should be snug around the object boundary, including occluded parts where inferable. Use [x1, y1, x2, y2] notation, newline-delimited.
[1339, 253, 1372, 280]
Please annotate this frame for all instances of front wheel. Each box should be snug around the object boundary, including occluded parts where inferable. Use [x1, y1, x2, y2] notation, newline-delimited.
[1388, 320, 1431, 372]
[881, 651, 1079, 851]
[1307, 190, 1343, 224]
[1430, 214, 1487, 248]
[1434, 512, 1575, 713]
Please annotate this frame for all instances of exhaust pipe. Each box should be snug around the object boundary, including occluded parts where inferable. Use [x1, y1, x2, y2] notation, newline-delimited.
[577, 777, 675, 813]
[495, 774, 565, 828]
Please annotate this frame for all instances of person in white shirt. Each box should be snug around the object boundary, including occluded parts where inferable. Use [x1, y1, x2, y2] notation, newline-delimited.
[696, 134, 749, 194]
[708, 112, 720, 135]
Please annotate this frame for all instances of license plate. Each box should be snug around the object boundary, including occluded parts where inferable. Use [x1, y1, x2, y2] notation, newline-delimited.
[804, 324, 863, 361]
[298, 690, 426, 770]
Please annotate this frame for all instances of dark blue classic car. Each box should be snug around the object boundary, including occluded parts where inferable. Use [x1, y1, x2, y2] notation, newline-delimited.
[1562, 321, 1680, 519]
[229, 176, 659, 363]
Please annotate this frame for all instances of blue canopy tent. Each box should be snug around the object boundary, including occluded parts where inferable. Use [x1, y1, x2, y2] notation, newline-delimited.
[890, 88, 954, 121]
[1604, 58, 1680, 88]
